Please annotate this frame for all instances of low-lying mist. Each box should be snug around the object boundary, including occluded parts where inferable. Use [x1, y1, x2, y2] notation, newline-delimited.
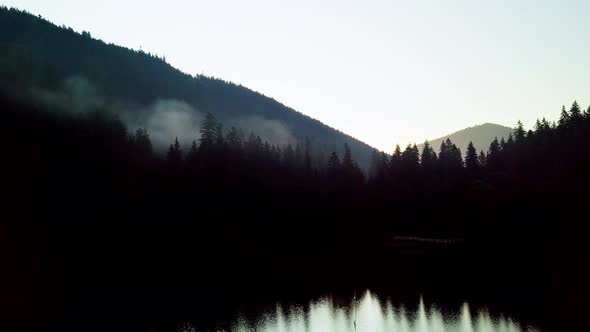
[232, 116, 297, 147]
[31, 76, 106, 114]
[128, 99, 204, 150]
[28, 76, 298, 151]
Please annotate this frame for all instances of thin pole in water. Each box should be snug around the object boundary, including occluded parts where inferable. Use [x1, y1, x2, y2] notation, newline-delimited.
[353, 288, 357, 331]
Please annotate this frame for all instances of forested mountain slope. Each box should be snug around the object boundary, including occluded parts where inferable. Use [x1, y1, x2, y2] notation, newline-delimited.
[0, 7, 374, 168]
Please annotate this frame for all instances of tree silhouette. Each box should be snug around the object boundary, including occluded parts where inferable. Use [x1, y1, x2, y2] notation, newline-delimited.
[465, 141, 479, 171]
[130, 128, 152, 161]
[327, 151, 341, 177]
[513, 121, 525, 144]
[199, 112, 218, 150]
[166, 137, 183, 166]
[558, 106, 570, 130]
[439, 138, 463, 171]
[420, 140, 437, 172]
[486, 137, 501, 171]
[478, 150, 487, 168]
[186, 140, 199, 164]
[341, 143, 364, 185]
[401, 144, 420, 171]
[226, 126, 243, 151]
[570, 101, 582, 124]
[389, 144, 403, 181]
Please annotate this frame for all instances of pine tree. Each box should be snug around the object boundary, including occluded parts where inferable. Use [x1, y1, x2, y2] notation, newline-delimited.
[500, 137, 506, 151]
[369, 150, 389, 181]
[327, 151, 341, 176]
[226, 126, 243, 151]
[506, 133, 514, 146]
[514, 121, 526, 144]
[420, 140, 436, 171]
[369, 149, 381, 180]
[438, 140, 448, 164]
[534, 119, 543, 132]
[465, 141, 478, 170]
[526, 129, 534, 140]
[199, 112, 218, 149]
[486, 137, 501, 170]
[389, 144, 402, 176]
[186, 140, 198, 164]
[478, 150, 486, 168]
[132, 128, 152, 160]
[341, 143, 364, 185]
[542, 118, 550, 130]
[342, 143, 354, 170]
[401, 144, 420, 172]
[558, 105, 570, 129]
[448, 142, 463, 168]
[439, 138, 462, 170]
[166, 136, 183, 166]
[570, 101, 582, 123]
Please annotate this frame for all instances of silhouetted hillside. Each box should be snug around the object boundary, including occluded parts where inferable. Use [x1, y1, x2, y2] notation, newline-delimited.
[0, 6, 374, 169]
[422, 123, 513, 155]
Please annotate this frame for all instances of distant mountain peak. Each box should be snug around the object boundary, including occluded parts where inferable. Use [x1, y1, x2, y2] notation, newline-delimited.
[421, 123, 513, 155]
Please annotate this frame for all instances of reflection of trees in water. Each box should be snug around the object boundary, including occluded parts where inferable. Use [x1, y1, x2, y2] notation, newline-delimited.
[229, 291, 528, 332]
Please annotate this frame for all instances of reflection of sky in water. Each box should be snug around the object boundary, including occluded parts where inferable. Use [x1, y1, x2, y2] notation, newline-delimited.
[224, 291, 538, 332]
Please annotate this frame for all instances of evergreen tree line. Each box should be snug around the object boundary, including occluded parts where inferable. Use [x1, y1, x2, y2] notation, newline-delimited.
[367, 101, 590, 194]
[131, 100, 590, 196]
[128, 111, 365, 187]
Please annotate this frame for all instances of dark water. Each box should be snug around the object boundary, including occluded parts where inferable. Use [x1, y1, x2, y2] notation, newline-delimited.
[10, 220, 559, 331]
[178, 291, 537, 332]
[125, 236, 550, 332]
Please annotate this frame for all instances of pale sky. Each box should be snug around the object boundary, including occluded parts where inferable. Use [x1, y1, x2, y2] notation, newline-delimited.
[6, 0, 589, 151]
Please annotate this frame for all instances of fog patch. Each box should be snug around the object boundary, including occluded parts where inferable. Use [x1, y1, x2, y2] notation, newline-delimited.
[31, 76, 107, 113]
[130, 99, 204, 150]
[29, 76, 297, 149]
[234, 116, 297, 147]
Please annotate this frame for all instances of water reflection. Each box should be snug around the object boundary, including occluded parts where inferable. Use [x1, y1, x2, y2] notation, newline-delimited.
[227, 291, 535, 332]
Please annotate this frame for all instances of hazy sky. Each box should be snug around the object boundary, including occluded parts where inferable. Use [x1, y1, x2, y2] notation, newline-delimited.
[6, 0, 589, 151]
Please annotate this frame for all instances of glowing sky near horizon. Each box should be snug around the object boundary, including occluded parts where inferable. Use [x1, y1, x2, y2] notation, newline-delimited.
[5, 0, 589, 151]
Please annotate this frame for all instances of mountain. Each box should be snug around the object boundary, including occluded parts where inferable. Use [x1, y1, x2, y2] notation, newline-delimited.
[0, 7, 374, 169]
[422, 123, 514, 156]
